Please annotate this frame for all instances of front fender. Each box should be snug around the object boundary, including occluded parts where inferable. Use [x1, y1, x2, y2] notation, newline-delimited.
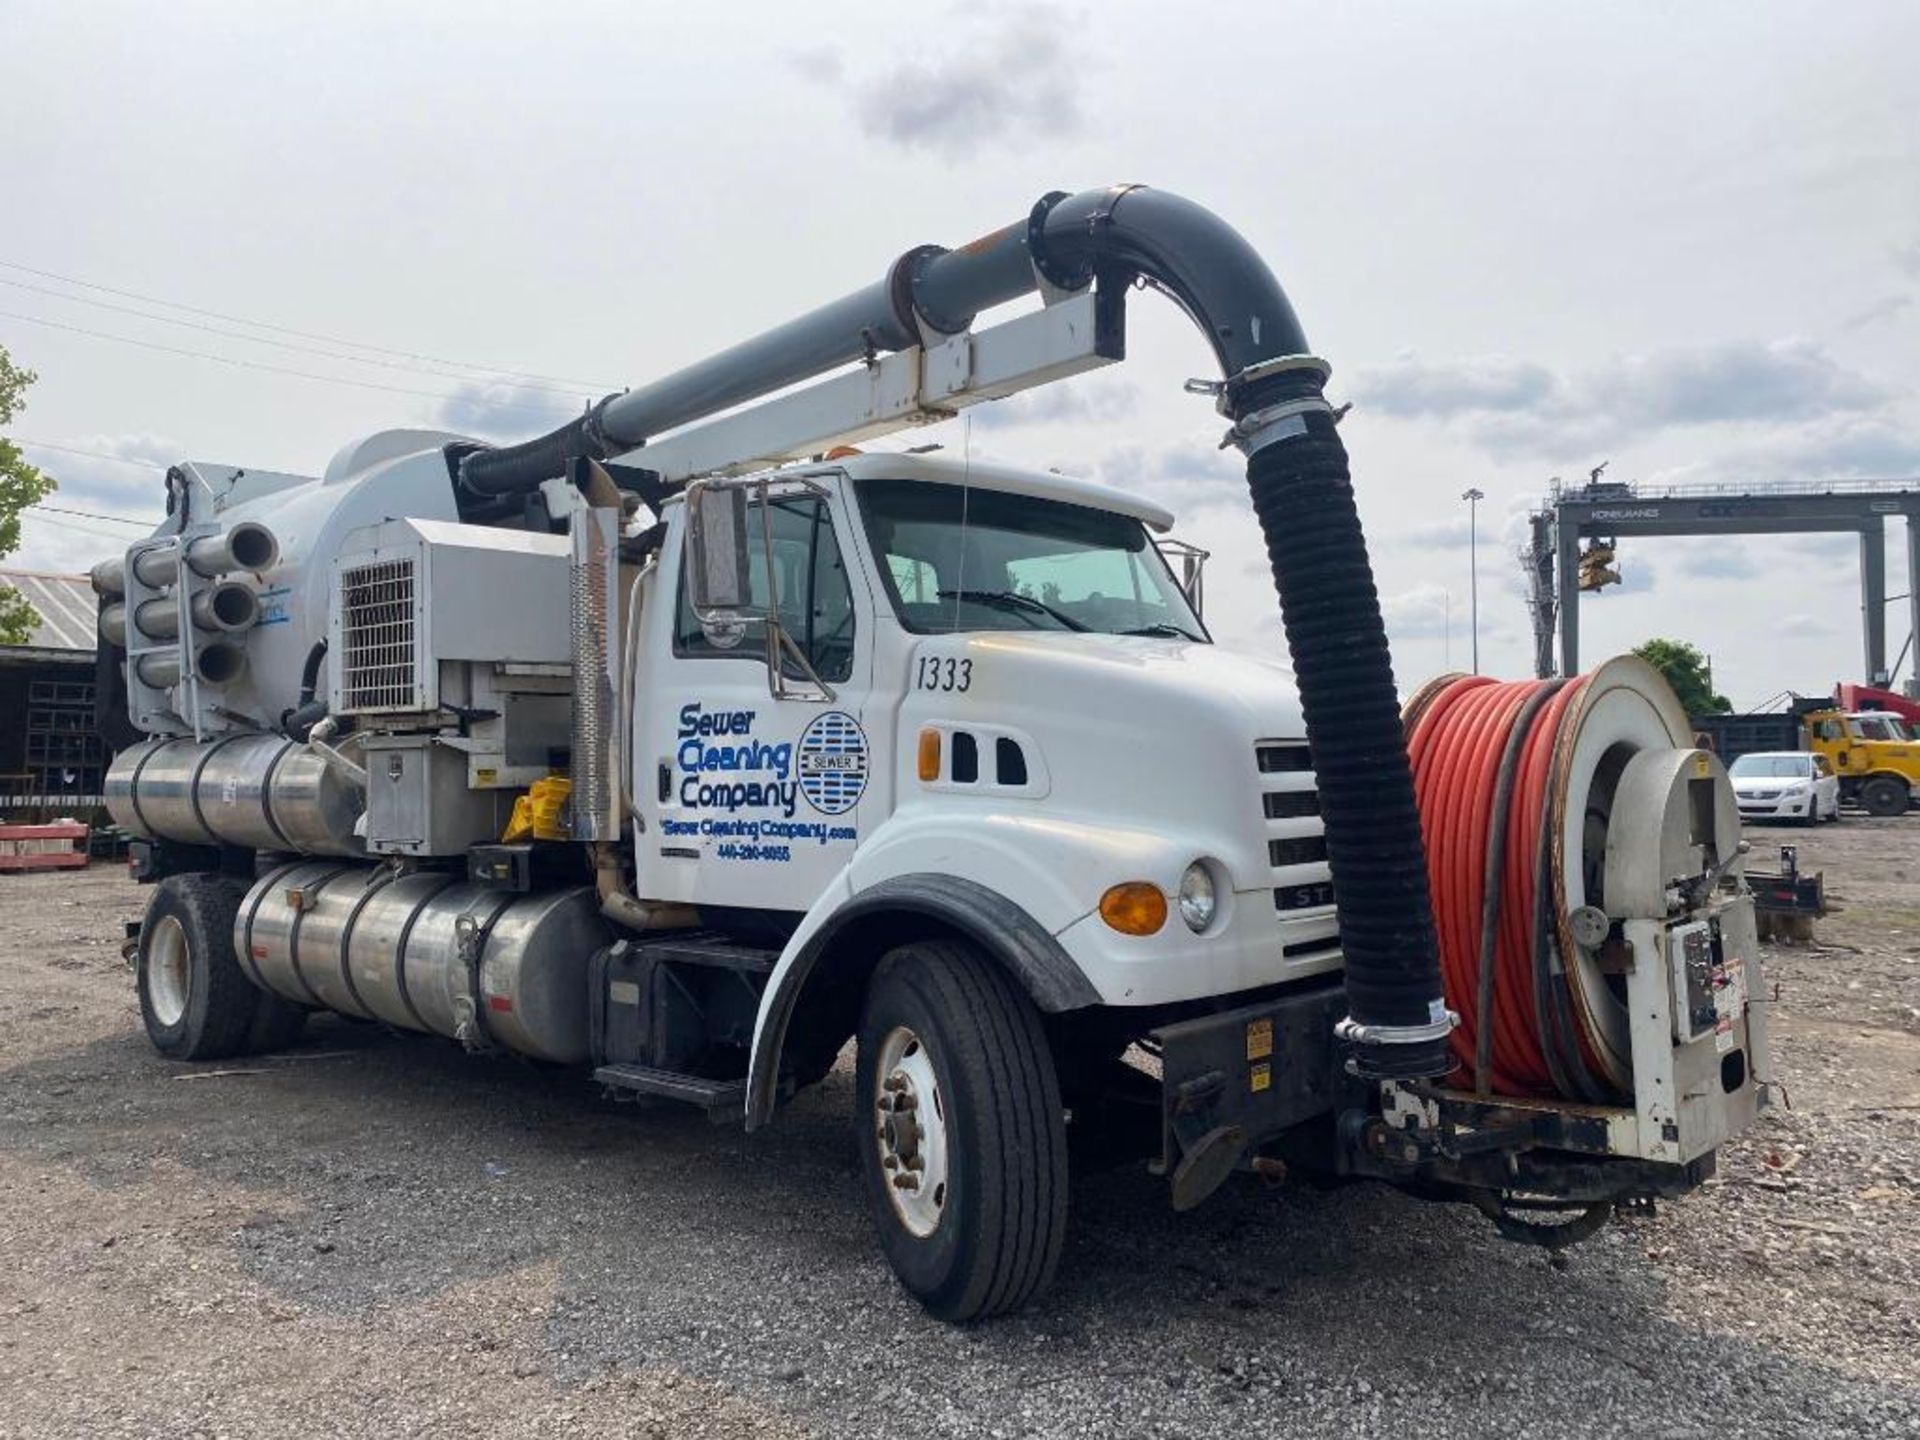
[744, 870, 1099, 1130]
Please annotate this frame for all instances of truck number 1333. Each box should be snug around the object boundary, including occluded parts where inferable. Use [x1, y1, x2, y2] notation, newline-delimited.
[916, 656, 973, 693]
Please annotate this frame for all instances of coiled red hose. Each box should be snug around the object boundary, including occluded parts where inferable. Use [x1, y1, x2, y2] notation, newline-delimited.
[1406, 674, 1613, 1100]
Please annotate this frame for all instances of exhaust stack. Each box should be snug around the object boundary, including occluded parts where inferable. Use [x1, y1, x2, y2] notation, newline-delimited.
[93, 521, 280, 594]
[101, 580, 260, 645]
[135, 640, 246, 689]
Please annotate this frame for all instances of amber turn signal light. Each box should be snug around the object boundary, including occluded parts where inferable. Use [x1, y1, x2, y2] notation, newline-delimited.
[1099, 882, 1168, 936]
[917, 728, 942, 782]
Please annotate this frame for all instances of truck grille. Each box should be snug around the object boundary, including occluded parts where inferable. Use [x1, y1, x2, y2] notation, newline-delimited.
[1255, 741, 1342, 962]
[337, 557, 425, 712]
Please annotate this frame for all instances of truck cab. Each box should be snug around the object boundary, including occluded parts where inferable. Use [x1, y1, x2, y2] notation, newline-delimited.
[628, 451, 1344, 1108]
[1802, 708, 1917, 816]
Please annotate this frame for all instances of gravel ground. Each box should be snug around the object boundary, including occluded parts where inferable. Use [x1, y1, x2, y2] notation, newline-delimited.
[3, 820, 1918, 1439]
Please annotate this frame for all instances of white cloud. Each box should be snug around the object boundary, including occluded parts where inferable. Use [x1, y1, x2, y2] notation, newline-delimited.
[1092, 436, 1244, 509]
[1354, 339, 1893, 459]
[435, 382, 585, 443]
[968, 379, 1140, 433]
[842, 11, 1085, 160]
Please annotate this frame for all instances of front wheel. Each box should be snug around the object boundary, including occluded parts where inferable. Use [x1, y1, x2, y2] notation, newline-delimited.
[856, 940, 1068, 1322]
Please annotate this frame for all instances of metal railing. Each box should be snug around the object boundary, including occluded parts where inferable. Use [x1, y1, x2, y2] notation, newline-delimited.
[1549, 476, 1920, 503]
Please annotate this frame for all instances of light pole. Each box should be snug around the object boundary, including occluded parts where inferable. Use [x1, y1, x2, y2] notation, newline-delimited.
[1461, 487, 1485, 674]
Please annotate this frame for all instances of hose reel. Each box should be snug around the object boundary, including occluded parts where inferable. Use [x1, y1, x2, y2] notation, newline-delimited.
[1405, 655, 1743, 1102]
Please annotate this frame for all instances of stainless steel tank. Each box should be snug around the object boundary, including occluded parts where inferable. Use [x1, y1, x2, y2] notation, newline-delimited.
[106, 734, 365, 857]
[236, 862, 608, 1064]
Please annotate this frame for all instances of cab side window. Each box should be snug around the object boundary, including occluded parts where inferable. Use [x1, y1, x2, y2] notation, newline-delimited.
[674, 496, 855, 683]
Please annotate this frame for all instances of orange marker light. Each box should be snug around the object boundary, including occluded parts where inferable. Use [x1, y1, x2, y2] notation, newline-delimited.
[917, 728, 942, 782]
[1099, 882, 1168, 936]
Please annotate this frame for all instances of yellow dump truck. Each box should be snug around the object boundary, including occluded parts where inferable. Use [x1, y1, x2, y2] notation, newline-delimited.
[1804, 709, 1918, 816]
[1696, 707, 1917, 816]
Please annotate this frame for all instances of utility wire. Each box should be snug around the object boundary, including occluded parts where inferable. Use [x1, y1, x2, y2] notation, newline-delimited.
[0, 276, 604, 399]
[27, 503, 157, 528]
[16, 509, 143, 543]
[14, 438, 166, 469]
[0, 256, 614, 392]
[0, 308, 580, 413]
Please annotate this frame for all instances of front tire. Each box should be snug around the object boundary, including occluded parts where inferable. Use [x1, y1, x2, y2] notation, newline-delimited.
[1861, 776, 1909, 818]
[137, 874, 262, 1061]
[856, 939, 1068, 1322]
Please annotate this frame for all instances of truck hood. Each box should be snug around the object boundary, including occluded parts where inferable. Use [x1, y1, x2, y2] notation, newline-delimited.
[896, 631, 1308, 892]
[934, 629, 1303, 735]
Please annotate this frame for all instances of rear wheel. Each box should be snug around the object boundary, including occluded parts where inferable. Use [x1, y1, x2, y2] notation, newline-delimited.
[137, 874, 262, 1061]
[856, 939, 1068, 1322]
[1861, 775, 1909, 818]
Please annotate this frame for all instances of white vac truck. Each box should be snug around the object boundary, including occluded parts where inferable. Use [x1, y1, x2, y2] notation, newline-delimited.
[97, 185, 1769, 1320]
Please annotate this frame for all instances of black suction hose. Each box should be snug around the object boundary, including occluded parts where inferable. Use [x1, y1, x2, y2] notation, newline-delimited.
[460, 406, 620, 498]
[280, 640, 330, 740]
[1235, 388, 1452, 1079]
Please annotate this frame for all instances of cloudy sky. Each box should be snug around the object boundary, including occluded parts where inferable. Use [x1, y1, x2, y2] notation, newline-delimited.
[3, 1, 1916, 705]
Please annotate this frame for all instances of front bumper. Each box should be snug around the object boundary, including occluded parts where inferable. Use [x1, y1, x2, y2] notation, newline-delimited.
[1736, 792, 1813, 819]
[1149, 982, 1346, 1208]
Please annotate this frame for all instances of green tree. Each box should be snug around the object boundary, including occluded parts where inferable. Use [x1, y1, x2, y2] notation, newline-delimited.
[0, 345, 58, 644]
[1634, 638, 1731, 716]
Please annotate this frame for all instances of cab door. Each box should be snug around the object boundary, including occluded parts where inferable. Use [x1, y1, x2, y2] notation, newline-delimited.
[634, 480, 873, 913]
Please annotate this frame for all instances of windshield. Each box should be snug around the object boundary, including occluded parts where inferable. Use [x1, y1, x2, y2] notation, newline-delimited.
[1730, 754, 1812, 779]
[1850, 715, 1910, 742]
[856, 478, 1205, 639]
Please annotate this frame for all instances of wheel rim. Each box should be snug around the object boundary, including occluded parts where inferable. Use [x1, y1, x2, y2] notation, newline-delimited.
[147, 914, 191, 1028]
[873, 1025, 950, 1239]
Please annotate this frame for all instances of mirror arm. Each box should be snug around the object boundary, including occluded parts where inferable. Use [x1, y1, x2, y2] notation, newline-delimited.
[767, 622, 837, 703]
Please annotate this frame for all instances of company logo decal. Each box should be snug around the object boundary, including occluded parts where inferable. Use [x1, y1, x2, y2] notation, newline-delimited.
[666, 702, 859, 860]
[797, 711, 869, 815]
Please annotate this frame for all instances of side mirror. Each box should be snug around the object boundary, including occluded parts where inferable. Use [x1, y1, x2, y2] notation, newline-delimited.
[686, 483, 755, 613]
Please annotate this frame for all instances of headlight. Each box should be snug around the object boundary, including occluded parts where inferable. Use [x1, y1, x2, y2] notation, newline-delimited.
[1178, 862, 1217, 933]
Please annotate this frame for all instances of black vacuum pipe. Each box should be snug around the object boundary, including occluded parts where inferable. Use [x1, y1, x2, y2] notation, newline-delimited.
[457, 183, 1450, 1077]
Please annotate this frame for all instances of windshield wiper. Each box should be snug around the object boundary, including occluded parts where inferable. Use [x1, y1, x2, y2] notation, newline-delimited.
[1120, 621, 1203, 641]
[937, 589, 1090, 632]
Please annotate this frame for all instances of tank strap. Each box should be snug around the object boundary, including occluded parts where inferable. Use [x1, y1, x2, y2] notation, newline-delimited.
[391, 873, 461, 1032]
[256, 739, 298, 851]
[237, 859, 305, 990]
[185, 733, 250, 846]
[124, 740, 165, 838]
[283, 865, 354, 1007]
[335, 865, 401, 1020]
[451, 892, 520, 1055]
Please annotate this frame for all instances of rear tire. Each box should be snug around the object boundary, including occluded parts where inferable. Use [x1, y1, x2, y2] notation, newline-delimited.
[137, 874, 261, 1061]
[1861, 776, 1909, 818]
[856, 939, 1068, 1322]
